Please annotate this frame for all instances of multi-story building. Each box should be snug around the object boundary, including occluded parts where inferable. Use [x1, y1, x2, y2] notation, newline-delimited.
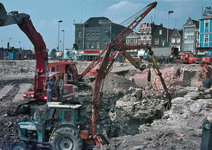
[125, 32, 139, 56]
[197, 15, 212, 52]
[138, 22, 173, 48]
[74, 17, 125, 61]
[183, 17, 199, 53]
[138, 22, 152, 46]
[169, 29, 183, 51]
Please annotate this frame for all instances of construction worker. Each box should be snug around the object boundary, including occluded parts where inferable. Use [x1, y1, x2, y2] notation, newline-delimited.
[67, 66, 73, 80]
[180, 55, 184, 64]
[56, 75, 64, 101]
[45, 78, 54, 102]
[200, 61, 212, 89]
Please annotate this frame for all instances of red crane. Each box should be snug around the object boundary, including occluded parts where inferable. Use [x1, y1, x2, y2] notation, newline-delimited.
[81, 1, 158, 146]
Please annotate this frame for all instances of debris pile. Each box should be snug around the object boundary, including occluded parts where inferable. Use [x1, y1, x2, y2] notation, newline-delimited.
[90, 73, 138, 93]
[0, 61, 210, 149]
[131, 66, 202, 90]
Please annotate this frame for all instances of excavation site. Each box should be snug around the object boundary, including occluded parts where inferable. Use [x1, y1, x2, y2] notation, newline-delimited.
[0, 60, 210, 150]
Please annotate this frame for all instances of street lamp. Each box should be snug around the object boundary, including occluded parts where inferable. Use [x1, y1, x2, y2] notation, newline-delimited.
[58, 20, 63, 51]
[167, 10, 174, 44]
[19, 41, 21, 48]
[9, 38, 12, 48]
[61, 30, 65, 51]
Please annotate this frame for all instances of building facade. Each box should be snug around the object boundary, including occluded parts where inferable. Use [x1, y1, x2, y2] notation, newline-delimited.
[197, 15, 212, 52]
[138, 22, 173, 48]
[74, 17, 125, 61]
[183, 17, 199, 53]
[138, 22, 152, 46]
[169, 29, 183, 51]
[125, 32, 139, 56]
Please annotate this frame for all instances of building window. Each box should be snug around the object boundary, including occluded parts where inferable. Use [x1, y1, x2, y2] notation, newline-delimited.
[143, 23, 147, 28]
[134, 39, 137, 44]
[146, 33, 149, 40]
[184, 43, 193, 51]
[171, 38, 175, 43]
[92, 32, 94, 38]
[177, 38, 180, 43]
[159, 30, 162, 35]
[79, 32, 81, 38]
[91, 41, 94, 48]
[205, 20, 209, 28]
[205, 35, 209, 43]
[105, 31, 108, 37]
[87, 32, 89, 38]
[155, 38, 159, 45]
[185, 28, 194, 34]
[86, 41, 89, 48]
[184, 35, 194, 41]
[97, 41, 99, 49]
[161, 38, 165, 44]
[97, 32, 99, 38]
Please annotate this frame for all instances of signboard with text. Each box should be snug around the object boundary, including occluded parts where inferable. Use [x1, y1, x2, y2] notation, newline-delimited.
[84, 50, 100, 54]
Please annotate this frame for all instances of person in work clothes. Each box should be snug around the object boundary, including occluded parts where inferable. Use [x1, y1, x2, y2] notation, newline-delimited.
[67, 66, 73, 80]
[45, 78, 54, 102]
[200, 61, 212, 89]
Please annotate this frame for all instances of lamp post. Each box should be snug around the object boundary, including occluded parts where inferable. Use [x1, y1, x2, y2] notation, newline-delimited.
[167, 11, 174, 44]
[61, 30, 65, 51]
[9, 38, 12, 48]
[58, 20, 63, 51]
[19, 41, 21, 48]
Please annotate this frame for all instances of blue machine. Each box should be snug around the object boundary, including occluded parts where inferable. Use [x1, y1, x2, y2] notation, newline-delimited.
[11, 102, 83, 150]
[205, 47, 212, 57]
[63, 49, 75, 60]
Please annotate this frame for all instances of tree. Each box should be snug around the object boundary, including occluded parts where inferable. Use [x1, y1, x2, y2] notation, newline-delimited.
[50, 49, 56, 57]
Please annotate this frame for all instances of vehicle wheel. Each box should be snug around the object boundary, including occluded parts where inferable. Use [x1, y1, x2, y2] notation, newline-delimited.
[50, 127, 83, 150]
[192, 61, 196, 64]
[11, 142, 28, 150]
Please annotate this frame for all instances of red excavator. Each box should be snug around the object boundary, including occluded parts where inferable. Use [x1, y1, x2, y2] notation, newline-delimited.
[0, 2, 154, 104]
[0, 1, 160, 148]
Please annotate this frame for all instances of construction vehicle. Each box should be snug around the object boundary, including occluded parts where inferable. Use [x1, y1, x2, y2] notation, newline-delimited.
[125, 56, 141, 64]
[1, 1, 160, 149]
[175, 52, 202, 64]
[201, 47, 212, 64]
[10, 102, 82, 150]
[0, 3, 76, 105]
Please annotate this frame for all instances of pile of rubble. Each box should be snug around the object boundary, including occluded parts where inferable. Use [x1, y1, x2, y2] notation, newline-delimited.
[131, 65, 202, 90]
[0, 61, 210, 149]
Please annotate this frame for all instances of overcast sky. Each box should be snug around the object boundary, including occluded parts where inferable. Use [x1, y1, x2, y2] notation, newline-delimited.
[0, 0, 211, 51]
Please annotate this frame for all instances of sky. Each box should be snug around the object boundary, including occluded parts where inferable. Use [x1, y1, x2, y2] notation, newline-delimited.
[0, 0, 211, 52]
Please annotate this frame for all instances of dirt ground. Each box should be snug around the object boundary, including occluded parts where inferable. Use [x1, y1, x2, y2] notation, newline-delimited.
[0, 60, 209, 149]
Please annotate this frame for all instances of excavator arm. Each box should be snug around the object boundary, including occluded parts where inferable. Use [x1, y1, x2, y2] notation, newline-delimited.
[77, 2, 157, 80]
[88, 1, 157, 146]
[0, 3, 48, 95]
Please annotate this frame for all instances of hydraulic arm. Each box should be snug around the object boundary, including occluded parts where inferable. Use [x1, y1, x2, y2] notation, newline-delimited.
[0, 3, 48, 96]
[88, 1, 157, 146]
[77, 2, 157, 80]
